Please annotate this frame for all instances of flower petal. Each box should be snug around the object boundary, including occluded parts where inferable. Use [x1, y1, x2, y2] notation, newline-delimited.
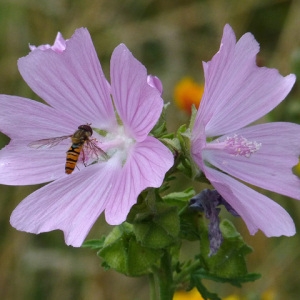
[0, 140, 67, 185]
[10, 137, 173, 246]
[110, 44, 163, 141]
[18, 28, 116, 130]
[30, 32, 66, 52]
[147, 75, 163, 95]
[104, 136, 173, 223]
[204, 167, 295, 237]
[10, 163, 116, 247]
[0, 95, 78, 139]
[195, 24, 295, 137]
[203, 122, 300, 200]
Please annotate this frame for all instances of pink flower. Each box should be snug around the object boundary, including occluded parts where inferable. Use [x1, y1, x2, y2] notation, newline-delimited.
[0, 28, 173, 246]
[191, 24, 299, 237]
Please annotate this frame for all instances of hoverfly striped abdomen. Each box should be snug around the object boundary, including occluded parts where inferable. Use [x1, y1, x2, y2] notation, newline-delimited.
[65, 143, 84, 174]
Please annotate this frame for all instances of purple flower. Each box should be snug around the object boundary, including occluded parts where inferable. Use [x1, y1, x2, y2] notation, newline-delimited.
[191, 24, 299, 237]
[0, 28, 173, 246]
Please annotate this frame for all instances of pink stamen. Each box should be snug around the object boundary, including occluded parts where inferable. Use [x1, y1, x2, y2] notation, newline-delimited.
[225, 134, 261, 157]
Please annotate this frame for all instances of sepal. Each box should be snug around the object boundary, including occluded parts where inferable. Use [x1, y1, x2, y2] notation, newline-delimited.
[127, 196, 180, 249]
[98, 223, 163, 276]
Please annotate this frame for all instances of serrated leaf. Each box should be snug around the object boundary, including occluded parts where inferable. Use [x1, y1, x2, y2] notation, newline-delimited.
[191, 268, 261, 288]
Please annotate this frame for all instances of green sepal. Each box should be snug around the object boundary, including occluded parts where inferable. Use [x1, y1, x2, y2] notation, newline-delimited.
[186, 219, 260, 299]
[81, 237, 106, 250]
[200, 219, 255, 278]
[162, 187, 203, 241]
[98, 223, 163, 276]
[133, 202, 180, 249]
[127, 192, 180, 249]
[176, 124, 202, 180]
[162, 187, 196, 208]
[151, 102, 170, 138]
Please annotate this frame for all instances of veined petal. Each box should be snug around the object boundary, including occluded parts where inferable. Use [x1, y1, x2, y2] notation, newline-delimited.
[204, 167, 295, 237]
[9, 137, 173, 246]
[0, 95, 78, 139]
[104, 136, 173, 224]
[18, 28, 116, 130]
[195, 24, 295, 137]
[0, 140, 67, 185]
[30, 32, 66, 53]
[10, 162, 116, 247]
[110, 44, 163, 142]
[203, 122, 300, 200]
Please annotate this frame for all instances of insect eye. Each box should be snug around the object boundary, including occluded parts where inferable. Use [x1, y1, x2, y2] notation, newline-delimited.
[78, 124, 93, 135]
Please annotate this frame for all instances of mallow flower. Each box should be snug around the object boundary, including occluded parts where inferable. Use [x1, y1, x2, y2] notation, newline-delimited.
[191, 24, 300, 237]
[0, 28, 173, 246]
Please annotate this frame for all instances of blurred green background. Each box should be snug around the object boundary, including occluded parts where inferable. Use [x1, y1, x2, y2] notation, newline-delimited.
[1, 0, 300, 299]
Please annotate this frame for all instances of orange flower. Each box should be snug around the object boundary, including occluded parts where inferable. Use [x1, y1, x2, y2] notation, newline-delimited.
[174, 77, 204, 114]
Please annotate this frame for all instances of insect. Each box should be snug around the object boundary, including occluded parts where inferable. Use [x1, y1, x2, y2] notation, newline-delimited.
[28, 124, 108, 174]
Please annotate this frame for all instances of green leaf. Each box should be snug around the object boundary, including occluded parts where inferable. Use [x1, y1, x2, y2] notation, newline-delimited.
[190, 268, 260, 299]
[98, 223, 163, 276]
[192, 268, 261, 286]
[190, 273, 221, 300]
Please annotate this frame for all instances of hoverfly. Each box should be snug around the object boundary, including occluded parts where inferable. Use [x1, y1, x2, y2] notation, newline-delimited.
[28, 124, 108, 174]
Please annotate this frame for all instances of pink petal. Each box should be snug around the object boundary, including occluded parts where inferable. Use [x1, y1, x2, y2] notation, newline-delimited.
[195, 24, 295, 137]
[204, 167, 295, 237]
[18, 28, 117, 130]
[10, 162, 116, 247]
[0, 95, 78, 139]
[104, 136, 174, 224]
[29, 32, 66, 53]
[10, 137, 173, 246]
[110, 44, 164, 142]
[203, 122, 300, 200]
[147, 75, 163, 95]
[0, 140, 67, 185]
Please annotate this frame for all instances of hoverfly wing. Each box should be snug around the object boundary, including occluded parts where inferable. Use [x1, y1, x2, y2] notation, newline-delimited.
[28, 135, 71, 149]
[81, 139, 109, 165]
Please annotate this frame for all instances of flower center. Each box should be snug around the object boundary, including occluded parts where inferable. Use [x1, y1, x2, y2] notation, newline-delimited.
[101, 126, 135, 164]
[224, 134, 261, 157]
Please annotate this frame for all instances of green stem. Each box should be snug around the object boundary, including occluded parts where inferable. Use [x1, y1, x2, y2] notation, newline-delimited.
[156, 250, 174, 300]
[174, 260, 202, 285]
[149, 273, 157, 300]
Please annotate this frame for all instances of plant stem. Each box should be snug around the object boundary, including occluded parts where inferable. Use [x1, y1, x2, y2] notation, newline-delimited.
[149, 273, 157, 300]
[156, 250, 174, 300]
